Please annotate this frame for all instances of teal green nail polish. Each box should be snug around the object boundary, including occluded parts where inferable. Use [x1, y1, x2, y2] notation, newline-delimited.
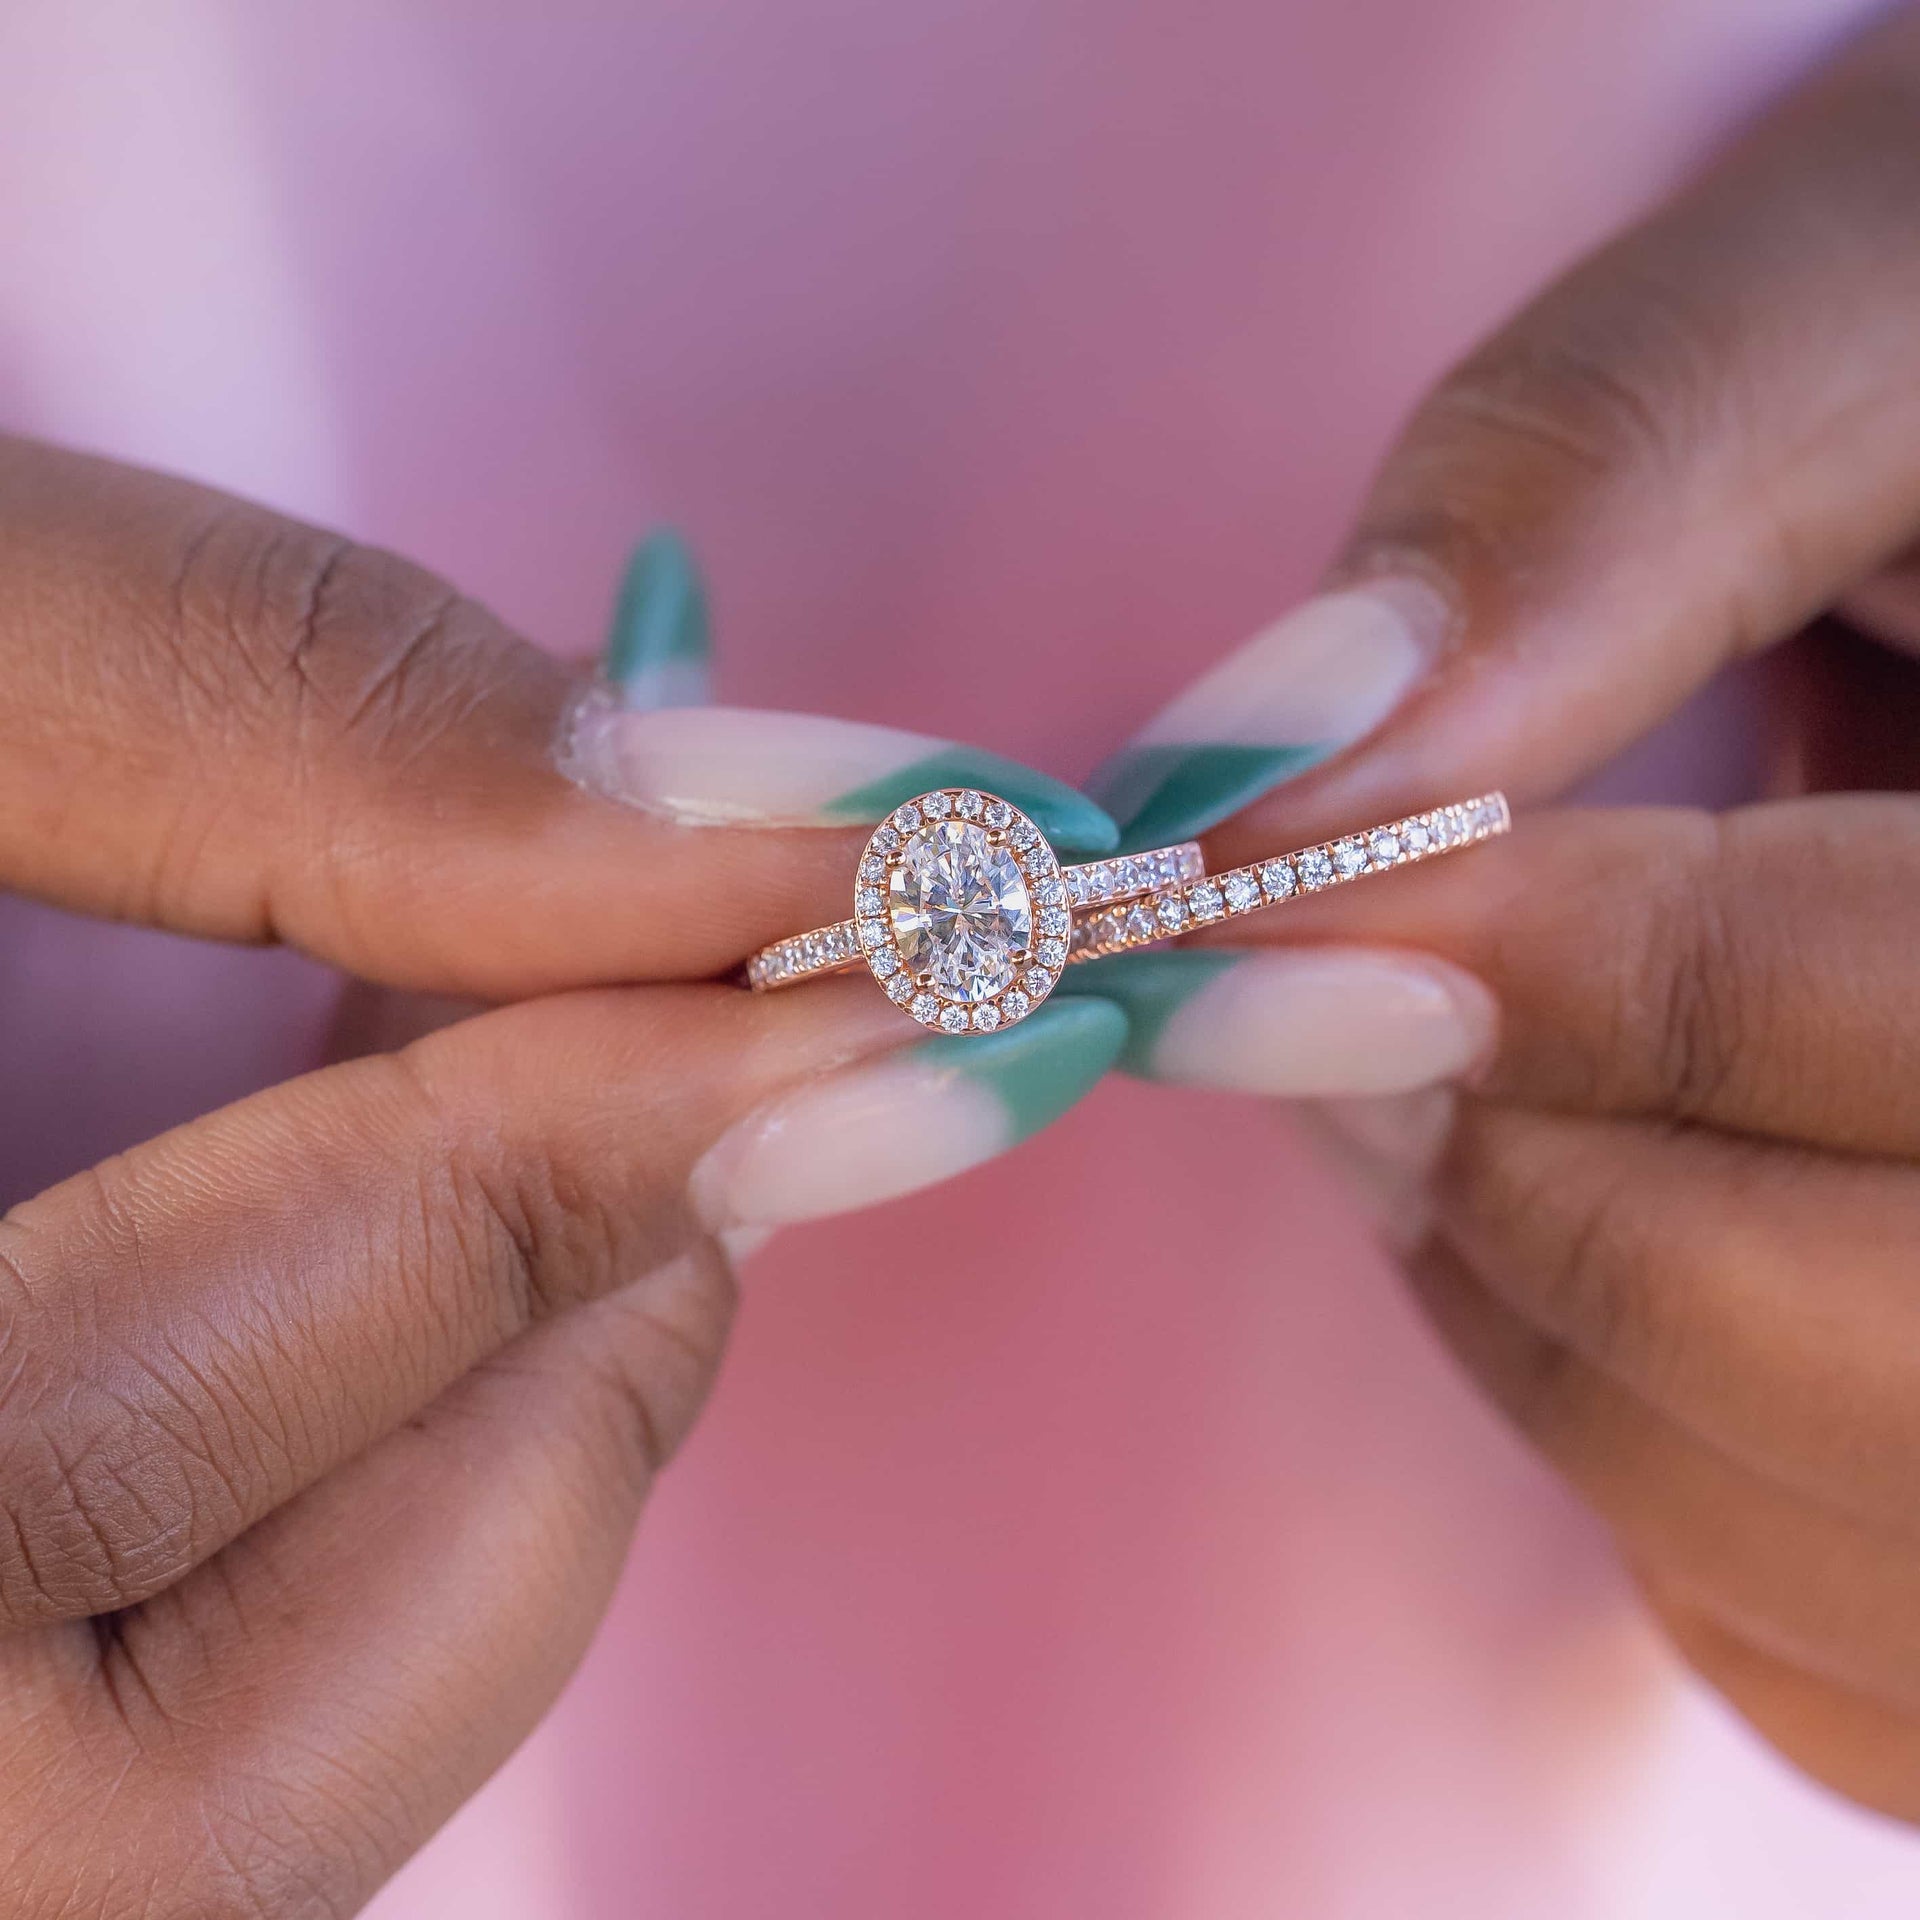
[920, 997, 1127, 1137]
[828, 748, 1120, 855]
[1087, 742, 1333, 851]
[1054, 950, 1241, 1075]
[603, 528, 711, 708]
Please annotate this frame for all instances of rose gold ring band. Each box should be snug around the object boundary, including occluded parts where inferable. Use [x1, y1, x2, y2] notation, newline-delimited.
[746, 837, 1206, 993]
[744, 787, 1510, 1037]
[1068, 792, 1510, 960]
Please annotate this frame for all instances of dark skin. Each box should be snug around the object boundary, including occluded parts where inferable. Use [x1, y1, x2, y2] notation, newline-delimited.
[1183, 2, 1920, 1825]
[0, 440, 908, 1916]
[9, 6, 1920, 1909]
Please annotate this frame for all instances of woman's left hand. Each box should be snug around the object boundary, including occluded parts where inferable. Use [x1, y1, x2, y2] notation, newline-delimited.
[1072, 5, 1920, 1822]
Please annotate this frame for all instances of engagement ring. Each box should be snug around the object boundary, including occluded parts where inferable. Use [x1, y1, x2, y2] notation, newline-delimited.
[747, 788, 1510, 1033]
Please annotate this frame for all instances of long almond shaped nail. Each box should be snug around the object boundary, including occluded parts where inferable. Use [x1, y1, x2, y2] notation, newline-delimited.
[562, 704, 1119, 853]
[1087, 578, 1448, 848]
[1058, 947, 1492, 1096]
[602, 528, 712, 709]
[689, 999, 1126, 1231]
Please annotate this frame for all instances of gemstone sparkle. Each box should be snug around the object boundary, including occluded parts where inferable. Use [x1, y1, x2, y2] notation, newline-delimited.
[888, 820, 1035, 1003]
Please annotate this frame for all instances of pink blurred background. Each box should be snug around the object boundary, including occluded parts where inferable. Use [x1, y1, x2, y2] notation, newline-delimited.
[3, 1, 1918, 1912]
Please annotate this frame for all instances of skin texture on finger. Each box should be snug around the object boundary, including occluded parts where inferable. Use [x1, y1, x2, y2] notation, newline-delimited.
[1095, 8, 1920, 853]
[1426, 1098, 1920, 1536]
[0, 975, 1119, 1632]
[1408, 1236, 1920, 1716]
[0, 438, 1111, 995]
[0, 980, 878, 1632]
[1185, 798, 1920, 1158]
[0, 1246, 735, 1920]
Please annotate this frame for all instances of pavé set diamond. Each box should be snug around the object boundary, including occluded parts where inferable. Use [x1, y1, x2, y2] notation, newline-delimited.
[746, 788, 1510, 1031]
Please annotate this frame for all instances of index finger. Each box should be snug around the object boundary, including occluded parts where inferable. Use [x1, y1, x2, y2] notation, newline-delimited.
[0, 437, 1116, 997]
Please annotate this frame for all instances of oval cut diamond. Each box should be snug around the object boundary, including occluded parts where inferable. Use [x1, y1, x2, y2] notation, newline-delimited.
[888, 821, 1033, 1002]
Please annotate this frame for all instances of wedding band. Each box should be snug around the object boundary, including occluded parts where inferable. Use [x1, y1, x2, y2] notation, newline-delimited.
[746, 787, 1510, 1035]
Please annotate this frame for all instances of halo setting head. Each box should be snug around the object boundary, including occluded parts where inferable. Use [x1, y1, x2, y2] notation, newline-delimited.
[856, 790, 1068, 1032]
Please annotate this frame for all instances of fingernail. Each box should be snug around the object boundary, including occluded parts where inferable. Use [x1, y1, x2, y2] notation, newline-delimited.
[718, 1225, 774, 1266]
[602, 528, 711, 709]
[1058, 946, 1493, 1096]
[1087, 578, 1449, 847]
[561, 705, 1120, 853]
[689, 999, 1126, 1231]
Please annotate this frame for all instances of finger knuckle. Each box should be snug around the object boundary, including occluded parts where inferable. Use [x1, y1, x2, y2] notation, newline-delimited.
[0, 1215, 255, 1626]
[1641, 814, 1750, 1119]
[161, 512, 545, 783]
[1354, 261, 1733, 580]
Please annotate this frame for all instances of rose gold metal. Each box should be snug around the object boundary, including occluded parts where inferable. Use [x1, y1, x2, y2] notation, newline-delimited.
[746, 824, 1203, 995]
[1065, 792, 1509, 963]
[745, 790, 1511, 1025]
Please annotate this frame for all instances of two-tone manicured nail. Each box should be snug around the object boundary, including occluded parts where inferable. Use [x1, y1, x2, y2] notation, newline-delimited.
[601, 528, 712, 709]
[1087, 578, 1450, 848]
[689, 999, 1126, 1231]
[1058, 947, 1492, 1096]
[561, 705, 1119, 853]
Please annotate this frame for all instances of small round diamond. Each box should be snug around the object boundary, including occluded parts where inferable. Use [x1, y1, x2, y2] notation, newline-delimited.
[921, 791, 953, 818]
[1260, 859, 1296, 899]
[892, 803, 922, 832]
[910, 993, 941, 1024]
[1297, 848, 1334, 889]
[938, 1005, 970, 1033]
[1333, 837, 1368, 878]
[1021, 845, 1056, 875]
[971, 1004, 1001, 1032]
[1036, 879, 1067, 907]
[1369, 829, 1401, 866]
[1000, 988, 1030, 1020]
[859, 919, 889, 948]
[885, 972, 916, 1003]
[1403, 821, 1432, 856]
[1038, 907, 1071, 936]
[1156, 895, 1187, 931]
[1086, 863, 1114, 898]
[1187, 882, 1223, 921]
[1036, 936, 1068, 966]
[983, 799, 1013, 829]
[1223, 871, 1260, 913]
[1023, 966, 1055, 996]
[870, 946, 901, 978]
[859, 855, 886, 881]
[873, 825, 901, 853]
[957, 790, 984, 819]
[1010, 819, 1040, 850]
[856, 887, 883, 915]
[1126, 904, 1157, 941]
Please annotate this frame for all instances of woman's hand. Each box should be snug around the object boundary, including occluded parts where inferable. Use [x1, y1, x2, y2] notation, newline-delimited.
[0, 437, 1123, 1915]
[1072, 5, 1920, 1821]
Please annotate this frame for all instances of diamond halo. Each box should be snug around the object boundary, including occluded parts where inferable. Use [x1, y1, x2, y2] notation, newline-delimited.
[857, 789, 1059, 1032]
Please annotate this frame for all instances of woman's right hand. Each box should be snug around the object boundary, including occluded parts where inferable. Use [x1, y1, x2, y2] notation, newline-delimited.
[0, 437, 1123, 1916]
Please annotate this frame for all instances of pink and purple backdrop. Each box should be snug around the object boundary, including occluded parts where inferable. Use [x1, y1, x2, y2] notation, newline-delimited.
[1, 2, 1915, 1912]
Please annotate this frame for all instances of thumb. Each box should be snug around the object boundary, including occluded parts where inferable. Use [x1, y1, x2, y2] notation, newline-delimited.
[1088, 8, 1920, 853]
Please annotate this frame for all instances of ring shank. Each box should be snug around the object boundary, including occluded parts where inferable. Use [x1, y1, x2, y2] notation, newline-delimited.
[745, 795, 1509, 992]
[746, 840, 1204, 991]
